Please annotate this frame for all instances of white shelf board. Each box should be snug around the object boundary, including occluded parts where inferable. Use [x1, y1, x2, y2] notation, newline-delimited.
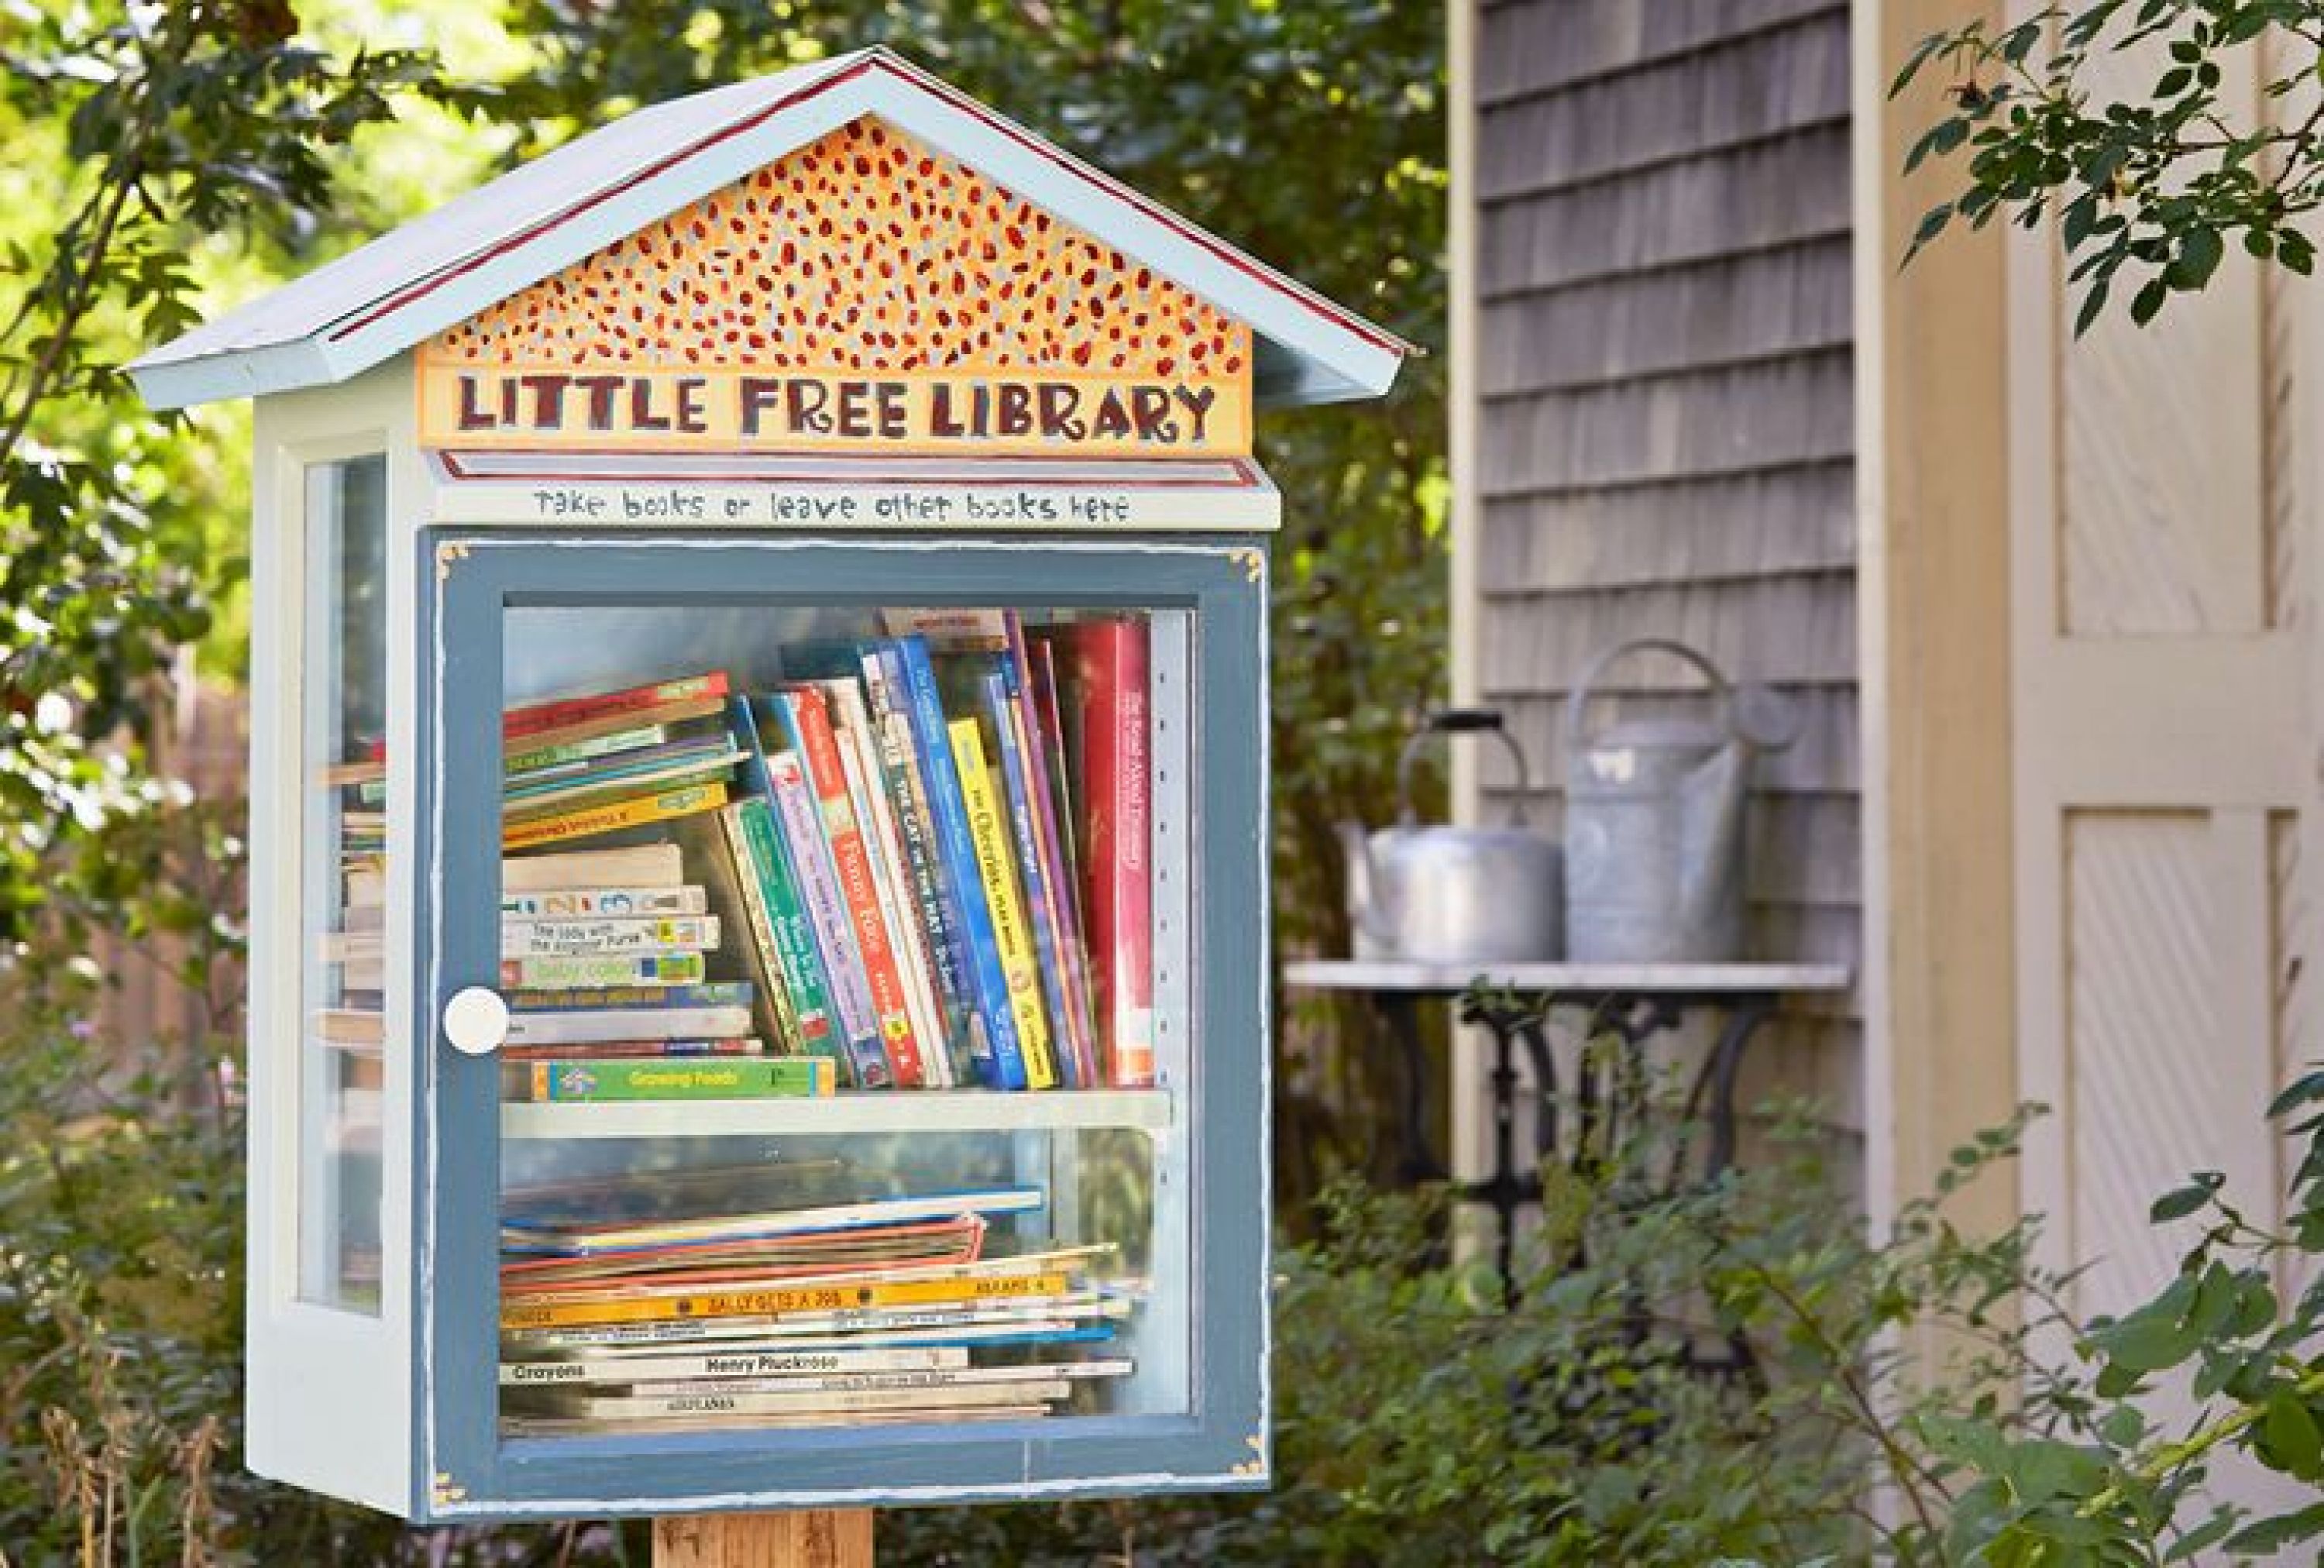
[1283, 958, 1853, 995]
[501, 1087, 1174, 1141]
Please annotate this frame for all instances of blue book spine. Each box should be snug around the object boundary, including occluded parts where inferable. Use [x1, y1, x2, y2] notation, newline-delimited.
[980, 671, 1081, 1088]
[893, 635, 1027, 1090]
[864, 645, 978, 1085]
[724, 694, 775, 799]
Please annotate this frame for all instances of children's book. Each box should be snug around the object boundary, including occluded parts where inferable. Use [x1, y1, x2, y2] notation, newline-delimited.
[948, 717, 1058, 1088]
[890, 634, 1026, 1089]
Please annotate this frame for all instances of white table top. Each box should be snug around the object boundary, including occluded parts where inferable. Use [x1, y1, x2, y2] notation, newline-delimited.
[1283, 958, 1853, 996]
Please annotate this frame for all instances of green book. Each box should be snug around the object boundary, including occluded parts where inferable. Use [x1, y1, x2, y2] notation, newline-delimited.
[504, 722, 669, 777]
[513, 1057, 836, 1102]
[736, 796, 846, 1075]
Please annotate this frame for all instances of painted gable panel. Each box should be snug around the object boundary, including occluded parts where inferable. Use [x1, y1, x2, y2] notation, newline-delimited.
[418, 116, 1252, 457]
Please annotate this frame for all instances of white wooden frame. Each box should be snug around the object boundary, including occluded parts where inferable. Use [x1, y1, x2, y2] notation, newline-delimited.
[245, 357, 420, 1511]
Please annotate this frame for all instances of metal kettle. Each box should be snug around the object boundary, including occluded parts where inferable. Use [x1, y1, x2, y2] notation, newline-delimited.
[1337, 709, 1565, 965]
[1562, 639, 1799, 964]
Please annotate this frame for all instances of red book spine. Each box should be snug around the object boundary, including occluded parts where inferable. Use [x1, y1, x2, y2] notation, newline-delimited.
[369, 671, 734, 762]
[1071, 621, 1154, 1088]
[786, 686, 927, 1088]
[504, 672, 731, 742]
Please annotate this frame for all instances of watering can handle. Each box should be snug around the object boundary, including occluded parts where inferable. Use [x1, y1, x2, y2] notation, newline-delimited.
[1395, 707, 1531, 825]
[1563, 639, 1734, 754]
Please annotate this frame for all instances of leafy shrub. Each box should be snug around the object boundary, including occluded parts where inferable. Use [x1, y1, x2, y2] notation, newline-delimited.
[882, 1099, 2040, 1566]
[1915, 1068, 2324, 1566]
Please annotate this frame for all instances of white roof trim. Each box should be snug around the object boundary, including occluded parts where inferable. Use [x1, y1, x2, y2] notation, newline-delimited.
[129, 48, 1410, 414]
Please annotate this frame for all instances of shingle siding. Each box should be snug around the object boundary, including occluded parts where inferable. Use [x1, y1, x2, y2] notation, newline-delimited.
[1466, 0, 1861, 1119]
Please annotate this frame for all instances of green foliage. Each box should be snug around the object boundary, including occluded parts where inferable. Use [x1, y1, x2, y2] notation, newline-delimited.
[1918, 1070, 2324, 1565]
[0, 925, 649, 1565]
[876, 1099, 2052, 1566]
[885, 1071, 2324, 1566]
[0, 0, 443, 942]
[1893, 1, 2324, 332]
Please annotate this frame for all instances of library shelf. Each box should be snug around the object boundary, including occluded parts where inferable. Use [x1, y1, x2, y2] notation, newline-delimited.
[500, 1086, 1174, 1141]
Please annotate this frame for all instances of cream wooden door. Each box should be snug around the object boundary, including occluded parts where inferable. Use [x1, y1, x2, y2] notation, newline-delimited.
[2005, 39, 2312, 1345]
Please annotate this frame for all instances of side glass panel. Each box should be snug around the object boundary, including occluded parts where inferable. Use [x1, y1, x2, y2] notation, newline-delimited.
[490, 602, 1192, 1438]
[298, 454, 388, 1310]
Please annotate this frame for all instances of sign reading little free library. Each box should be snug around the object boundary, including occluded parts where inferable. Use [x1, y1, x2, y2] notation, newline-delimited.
[414, 116, 1253, 458]
[421, 368, 1239, 452]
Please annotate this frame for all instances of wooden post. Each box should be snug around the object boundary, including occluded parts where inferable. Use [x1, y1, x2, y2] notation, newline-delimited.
[653, 1511, 875, 1568]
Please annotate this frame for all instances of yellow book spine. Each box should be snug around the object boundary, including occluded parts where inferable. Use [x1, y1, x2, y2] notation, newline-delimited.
[503, 781, 729, 851]
[500, 1270, 1074, 1331]
[947, 718, 1057, 1089]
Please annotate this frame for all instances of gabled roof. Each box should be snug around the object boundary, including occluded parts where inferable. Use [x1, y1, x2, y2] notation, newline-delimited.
[129, 47, 1411, 413]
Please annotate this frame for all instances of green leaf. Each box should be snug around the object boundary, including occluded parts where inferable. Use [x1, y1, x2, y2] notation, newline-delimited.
[2268, 1068, 2324, 1120]
[2260, 1393, 2324, 1479]
[2074, 277, 2114, 336]
[2130, 276, 2171, 325]
[2167, 1509, 2238, 1560]
[2168, 226, 2224, 291]
[1891, 33, 1949, 97]
[2149, 1174, 2222, 1222]
[2223, 1501, 2324, 1554]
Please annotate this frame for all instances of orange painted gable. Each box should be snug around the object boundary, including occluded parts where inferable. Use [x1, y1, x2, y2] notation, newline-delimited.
[418, 116, 1253, 457]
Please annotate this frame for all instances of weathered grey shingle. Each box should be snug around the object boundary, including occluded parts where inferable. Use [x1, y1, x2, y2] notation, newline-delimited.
[1467, 0, 1860, 1087]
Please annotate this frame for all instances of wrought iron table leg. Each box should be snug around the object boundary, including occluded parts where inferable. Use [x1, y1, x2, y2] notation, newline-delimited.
[1516, 1017, 1556, 1165]
[1454, 999, 1553, 1302]
[1379, 992, 1445, 1184]
[1486, 1022, 1519, 1296]
[1690, 994, 1776, 1179]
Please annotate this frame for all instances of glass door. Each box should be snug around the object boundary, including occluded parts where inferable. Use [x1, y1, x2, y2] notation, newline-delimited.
[424, 534, 1267, 1511]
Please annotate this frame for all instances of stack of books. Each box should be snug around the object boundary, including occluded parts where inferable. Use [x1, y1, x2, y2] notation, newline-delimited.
[496, 672, 741, 854]
[487, 676, 811, 1102]
[496, 1187, 1137, 1434]
[326, 607, 1158, 1103]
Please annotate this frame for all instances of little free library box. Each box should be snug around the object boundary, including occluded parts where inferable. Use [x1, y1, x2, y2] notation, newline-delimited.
[129, 48, 1408, 1523]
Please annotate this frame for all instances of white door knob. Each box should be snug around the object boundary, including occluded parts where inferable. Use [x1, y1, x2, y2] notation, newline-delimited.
[442, 986, 511, 1056]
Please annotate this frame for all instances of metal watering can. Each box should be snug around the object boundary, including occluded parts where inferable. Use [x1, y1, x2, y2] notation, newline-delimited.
[1337, 708, 1565, 965]
[1563, 639, 1799, 964]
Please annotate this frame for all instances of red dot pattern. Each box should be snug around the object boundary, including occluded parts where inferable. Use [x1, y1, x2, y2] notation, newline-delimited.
[429, 115, 1252, 380]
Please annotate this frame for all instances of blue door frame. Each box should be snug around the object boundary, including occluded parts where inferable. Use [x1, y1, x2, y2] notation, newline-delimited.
[413, 531, 1270, 1522]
